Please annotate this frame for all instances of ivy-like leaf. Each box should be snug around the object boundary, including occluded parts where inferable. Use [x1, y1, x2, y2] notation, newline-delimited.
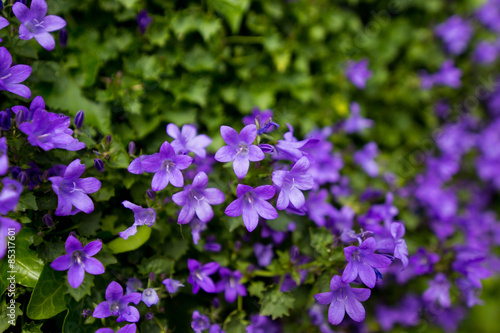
[259, 289, 295, 319]
[26, 265, 67, 320]
[66, 274, 94, 302]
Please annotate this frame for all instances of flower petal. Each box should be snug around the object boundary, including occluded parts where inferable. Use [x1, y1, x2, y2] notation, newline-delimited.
[50, 254, 71, 271]
[328, 300, 346, 325]
[239, 124, 257, 144]
[42, 15, 66, 32]
[214, 145, 236, 163]
[34, 32, 55, 51]
[220, 126, 239, 146]
[105, 281, 124, 301]
[68, 264, 85, 288]
[65, 235, 83, 253]
[93, 302, 111, 318]
[204, 188, 225, 205]
[225, 199, 243, 217]
[82, 240, 102, 256]
[314, 292, 334, 305]
[83, 257, 104, 275]
[242, 206, 259, 232]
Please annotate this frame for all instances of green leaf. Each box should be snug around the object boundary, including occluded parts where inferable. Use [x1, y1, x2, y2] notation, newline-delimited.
[208, 0, 250, 33]
[21, 322, 43, 333]
[108, 225, 152, 254]
[138, 256, 174, 276]
[259, 289, 295, 319]
[0, 301, 22, 332]
[164, 238, 188, 260]
[309, 227, 334, 256]
[223, 310, 248, 333]
[74, 211, 102, 237]
[27, 265, 68, 320]
[17, 192, 38, 212]
[248, 281, 266, 298]
[66, 274, 94, 302]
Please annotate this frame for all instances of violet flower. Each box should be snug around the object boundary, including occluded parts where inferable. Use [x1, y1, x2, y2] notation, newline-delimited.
[391, 222, 409, 269]
[434, 16, 472, 55]
[190, 218, 207, 244]
[343, 102, 374, 133]
[172, 171, 225, 224]
[345, 58, 372, 89]
[166, 123, 212, 158]
[272, 156, 314, 210]
[214, 124, 265, 179]
[187, 259, 219, 294]
[423, 273, 452, 308]
[0, 47, 32, 99]
[473, 41, 499, 64]
[48, 159, 101, 216]
[225, 184, 278, 232]
[242, 107, 278, 134]
[126, 278, 142, 294]
[163, 278, 184, 293]
[50, 235, 104, 288]
[246, 315, 281, 333]
[141, 288, 159, 307]
[96, 324, 137, 333]
[13, 0, 66, 51]
[11, 95, 45, 122]
[342, 237, 392, 288]
[191, 311, 210, 333]
[314, 275, 371, 325]
[136, 9, 152, 34]
[93, 281, 142, 322]
[141, 141, 193, 191]
[0, 217, 22, 259]
[215, 267, 247, 303]
[120, 200, 156, 239]
[305, 189, 336, 227]
[354, 142, 379, 177]
[19, 108, 85, 151]
[0, 137, 7, 176]
[0, 178, 23, 215]
[254, 243, 273, 267]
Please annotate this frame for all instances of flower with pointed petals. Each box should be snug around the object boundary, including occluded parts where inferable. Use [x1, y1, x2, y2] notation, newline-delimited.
[187, 259, 219, 294]
[0, 47, 32, 99]
[214, 124, 265, 179]
[13, 0, 66, 51]
[305, 189, 336, 227]
[354, 142, 379, 177]
[96, 324, 137, 333]
[166, 124, 212, 158]
[0, 178, 23, 215]
[225, 184, 278, 232]
[191, 311, 210, 333]
[18, 108, 85, 151]
[345, 58, 372, 89]
[344, 102, 374, 133]
[314, 275, 371, 325]
[141, 141, 192, 191]
[216, 268, 247, 303]
[0, 217, 21, 259]
[391, 222, 408, 269]
[141, 288, 159, 307]
[342, 237, 392, 288]
[254, 243, 273, 267]
[272, 156, 314, 210]
[423, 273, 452, 308]
[163, 278, 184, 293]
[11, 95, 46, 122]
[49, 159, 101, 216]
[434, 16, 472, 55]
[50, 235, 104, 288]
[172, 172, 225, 224]
[93, 281, 141, 323]
[120, 201, 156, 239]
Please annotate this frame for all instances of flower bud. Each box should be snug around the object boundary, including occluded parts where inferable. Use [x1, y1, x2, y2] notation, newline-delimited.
[15, 109, 25, 127]
[59, 28, 68, 48]
[74, 110, 84, 129]
[258, 143, 275, 154]
[18, 171, 28, 185]
[106, 135, 112, 146]
[146, 189, 155, 200]
[149, 272, 155, 282]
[128, 141, 136, 156]
[145, 313, 154, 321]
[42, 214, 54, 228]
[290, 245, 300, 263]
[81, 309, 91, 318]
[0, 111, 11, 131]
[94, 158, 104, 172]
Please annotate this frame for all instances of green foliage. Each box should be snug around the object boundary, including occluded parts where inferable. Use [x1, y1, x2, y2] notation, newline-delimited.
[259, 288, 295, 319]
[27, 265, 67, 320]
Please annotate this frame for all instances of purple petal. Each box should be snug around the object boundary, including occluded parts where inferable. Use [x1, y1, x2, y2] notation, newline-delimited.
[31, 0, 48, 18]
[391, 222, 405, 240]
[68, 191, 94, 214]
[192, 172, 208, 188]
[12, 3, 30, 23]
[118, 324, 137, 333]
[288, 187, 306, 209]
[151, 170, 170, 191]
[328, 300, 346, 325]
[105, 281, 124, 301]
[169, 168, 184, 188]
[271, 170, 286, 187]
[82, 240, 102, 256]
[64, 159, 86, 179]
[197, 276, 216, 293]
[233, 155, 250, 179]
[254, 199, 278, 220]
[351, 288, 371, 302]
[128, 156, 146, 174]
[204, 188, 225, 205]
[83, 257, 104, 275]
[175, 155, 193, 170]
[122, 292, 142, 305]
[188, 259, 200, 271]
[5, 84, 31, 99]
[201, 262, 220, 275]
[34, 32, 55, 51]
[120, 306, 140, 323]
[42, 15, 66, 32]
[342, 262, 358, 283]
[253, 185, 275, 200]
[276, 189, 289, 210]
[141, 154, 162, 173]
[75, 178, 101, 194]
[314, 292, 334, 305]
[345, 297, 365, 322]
[225, 199, 243, 217]
[239, 124, 257, 144]
[358, 263, 376, 288]
[248, 145, 265, 162]
[291, 156, 310, 173]
[178, 204, 195, 224]
[159, 141, 175, 157]
[93, 302, 111, 318]
[50, 254, 71, 271]
[225, 287, 237, 303]
[195, 200, 214, 222]
[236, 184, 253, 197]
[119, 225, 138, 239]
[6, 65, 32, 84]
[65, 235, 83, 253]
[220, 126, 239, 146]
[242, 206, 259, 232]
[214, 145, 236, 163]
[166, 123, 180, 139]
[68, 264, 85, 288]
[172, 190, 189, 206]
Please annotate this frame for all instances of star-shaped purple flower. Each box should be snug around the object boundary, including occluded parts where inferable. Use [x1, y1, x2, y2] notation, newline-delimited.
[214, 124, 265, 179]
[50, 235, 105, 288]
[166, 123, 212, 158]
[225, 184, 278, 232]
[11, 95, 45, 123]
[215, 267, 247, 303]
[191, 311, 210, 333]
[342, 237, 392, 288]
[141, 141, 192, 191]
[187, 259, 219, 294]
[120, 201, 156, 239]
[314, 275, 371, 325]
[172, 172, 225, 224]
[162, 278, 184, 293]
[345, 58, 372, 89]
[423, 273, 451, 308]
[434, 16, 472, 55]
[0, 178, 23, 215]
[0, 217, 22, 259]
[48, 159, 101, 216]
[13, 0, 67, 51]
[272, 156, 314, 210]
[93, 281, 142, 323]
[354, 142, 379, 177]
[343, 102, 374, 133]
[0, 47, 32, 99]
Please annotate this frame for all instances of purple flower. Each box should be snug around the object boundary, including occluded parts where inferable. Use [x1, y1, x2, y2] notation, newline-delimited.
[272, 156, 314, 210]
[162, 278, 184, 293]
[187, 259, 219, 294]
[0, 18, 8, 42]
[93, 281, 141, 323]
[209, 324, 224, 333]
[0, 178, 23, 215]
[421, 60, 462, 90]
[423, 273, 451, 308]
[136, 9, 152, 34]
[141, 288, 159, 307]
[13, 0, 66, 51]
[354, 142, 379, 177]
[253, 243, 273, 267]
[172, 172, 225, 224]
[305, 189, 336, 227]
[11, 95, 45, 122]
[225, 184, 278, 232]
[274, 124, 317, 162]
[0, 47, 32, 99]
[345, 58, 372, 89]
[342, 237, 392, 288]
[391, 222, 408, 269]
[204, 236, 222, 252]
[0, 217, 21, 259]
[190, 218, 207, 244]
[191, 311, 210, 333]
[216, 267, 247, 303]
[246, 315, 281, 333]
[214, 124, 265, 179]
[120, 201, 156, 239]
[376, 295, 420, 331]
[96, 324, 137, 333]
[314, 275, 371, 325]
[48, 159, 101, 216]
[166, 124, 212, 158]
[242, 107, 278, 134]
[141, 141, 192, 191]
[50, 235, 104, 288]
[477, 0, 500, 32]
[343, 102, 374, 133]
[19, 108, 85, 151]
[126, 278, 142, 294]
[473, 41, 499, 64]
[434, 16, 472, 55]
